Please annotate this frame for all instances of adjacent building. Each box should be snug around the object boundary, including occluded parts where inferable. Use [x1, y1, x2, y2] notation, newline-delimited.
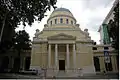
[0, 49, 31, 72]
[96, 0, 119, 74]
[98, 0, 119, 44]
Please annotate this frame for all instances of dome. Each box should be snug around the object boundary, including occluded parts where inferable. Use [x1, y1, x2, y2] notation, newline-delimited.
[49, 8, 74, 18]
[53, 8, 71, 13]
[47, 8, 76, 26]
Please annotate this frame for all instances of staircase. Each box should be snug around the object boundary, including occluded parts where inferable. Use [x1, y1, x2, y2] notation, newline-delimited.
[56, 71, 67, 77]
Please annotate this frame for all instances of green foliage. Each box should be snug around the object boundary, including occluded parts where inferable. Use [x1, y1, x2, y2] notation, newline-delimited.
[0, 0, 57, 53]
[0, 19, 15, 54]
[0, 0, 57, 26]
[107, 3, 119, 50]
[14, 30, 31, 53]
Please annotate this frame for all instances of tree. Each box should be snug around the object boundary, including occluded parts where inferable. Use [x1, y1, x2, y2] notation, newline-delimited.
[12, 30, 31, 72]
[14, 30, 31, 53]
[107, 3, 119, 50]
[0, 18, 15, 54]
[0, 0, 57, 26]
[0, 0, 57, 53]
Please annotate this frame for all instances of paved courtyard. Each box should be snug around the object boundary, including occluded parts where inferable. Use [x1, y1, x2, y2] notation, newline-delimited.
[0, 72, 118, 79]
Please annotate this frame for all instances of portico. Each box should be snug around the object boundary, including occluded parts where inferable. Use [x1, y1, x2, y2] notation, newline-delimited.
[48, 43, 76, 70]
[47, 33, 76, 71]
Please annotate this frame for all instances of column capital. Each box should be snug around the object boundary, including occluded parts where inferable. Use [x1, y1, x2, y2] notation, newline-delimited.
[55, 44, 58, 47]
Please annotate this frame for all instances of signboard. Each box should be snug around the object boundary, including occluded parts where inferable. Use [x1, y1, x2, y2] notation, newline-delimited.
[104, 56, 110, 63]
[104, 50, 110, 63]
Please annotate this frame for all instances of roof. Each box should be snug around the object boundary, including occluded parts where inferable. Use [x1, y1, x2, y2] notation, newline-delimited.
[47, 7, 75, 22]
[53, 8, 71, 13]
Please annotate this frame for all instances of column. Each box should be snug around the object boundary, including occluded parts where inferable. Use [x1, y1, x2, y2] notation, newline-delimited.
[55, 44, 58, 69]
[8, 56, 12, 69]
[111, 56, 117, 71]
[66, 44, 70, 69]
[20, 56, 23, 70]
[48, 44, 51, 68]
[73, 44, 76, 70]
[99, 57, 106, 72]
[22, 57, 25, 70]
[11, 57, 14, 69]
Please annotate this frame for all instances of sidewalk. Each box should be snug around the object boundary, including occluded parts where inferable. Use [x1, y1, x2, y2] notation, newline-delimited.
[0, 72, 118, 79]
[0, 73, 42, 79]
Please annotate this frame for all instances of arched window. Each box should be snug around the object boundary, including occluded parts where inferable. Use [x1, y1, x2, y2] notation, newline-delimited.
[66, 19, 69, 24]
[50, 21, 52, 25]
[71, 20, 73, 24]
[60, 18, 63, 23]
[55, 19, 57, 24]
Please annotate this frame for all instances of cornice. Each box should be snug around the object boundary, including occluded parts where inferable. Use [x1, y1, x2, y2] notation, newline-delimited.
[43, 27, 80, 31]
[93, 50, 116, 53]
[76, 40, 93, 43]
[93, 44, 111, 47]
[94, 53, 118, 57]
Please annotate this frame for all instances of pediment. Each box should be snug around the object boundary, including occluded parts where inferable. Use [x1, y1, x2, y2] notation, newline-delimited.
[48, 33, 76, 40]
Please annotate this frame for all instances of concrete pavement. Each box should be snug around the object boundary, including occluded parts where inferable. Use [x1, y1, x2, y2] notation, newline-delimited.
[0, 72, 119, 79]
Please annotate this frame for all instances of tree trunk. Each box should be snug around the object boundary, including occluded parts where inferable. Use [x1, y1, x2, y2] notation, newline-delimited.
[0, 12, 8, 43]
[17, 50, 21, 72]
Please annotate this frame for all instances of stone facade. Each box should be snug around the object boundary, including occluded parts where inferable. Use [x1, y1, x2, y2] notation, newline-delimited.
[30, 8, 118, 77]
[93, 45, 118, 72]
[0, 50, 31, 72]
[31, 8, 95, 76]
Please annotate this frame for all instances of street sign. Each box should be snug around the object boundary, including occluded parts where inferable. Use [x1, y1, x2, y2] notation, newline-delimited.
[104, 50, 110, 63]
[104, 56, 110, 63]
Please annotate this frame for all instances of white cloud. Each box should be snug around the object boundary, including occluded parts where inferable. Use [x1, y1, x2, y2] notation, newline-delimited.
[16, 0, 114, 44]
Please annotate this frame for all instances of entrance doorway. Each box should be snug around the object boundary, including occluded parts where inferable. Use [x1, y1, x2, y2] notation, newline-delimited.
[59, 60, 65, 70]
[25, 57, 31, 70]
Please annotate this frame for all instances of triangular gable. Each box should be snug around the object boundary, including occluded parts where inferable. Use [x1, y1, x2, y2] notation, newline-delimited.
[47, 33, 76, 40]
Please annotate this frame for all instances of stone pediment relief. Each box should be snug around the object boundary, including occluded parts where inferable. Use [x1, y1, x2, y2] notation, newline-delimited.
[47, 33, 76, 40]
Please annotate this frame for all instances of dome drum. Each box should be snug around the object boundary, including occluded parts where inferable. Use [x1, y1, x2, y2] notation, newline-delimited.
[47, 8, 76, 26]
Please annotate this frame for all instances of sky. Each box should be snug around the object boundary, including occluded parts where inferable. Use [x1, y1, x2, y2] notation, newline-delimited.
[16, 0, 115, 44]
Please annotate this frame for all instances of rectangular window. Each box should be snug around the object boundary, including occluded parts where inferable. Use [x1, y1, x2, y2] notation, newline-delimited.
[55, 19, 57, 24]
[66, 19, 68, 24]
[60, 18, 63, 23]
[71, 20, 73, 24]
[50, 21, 52, 25]
[93, 47, 97, 50]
